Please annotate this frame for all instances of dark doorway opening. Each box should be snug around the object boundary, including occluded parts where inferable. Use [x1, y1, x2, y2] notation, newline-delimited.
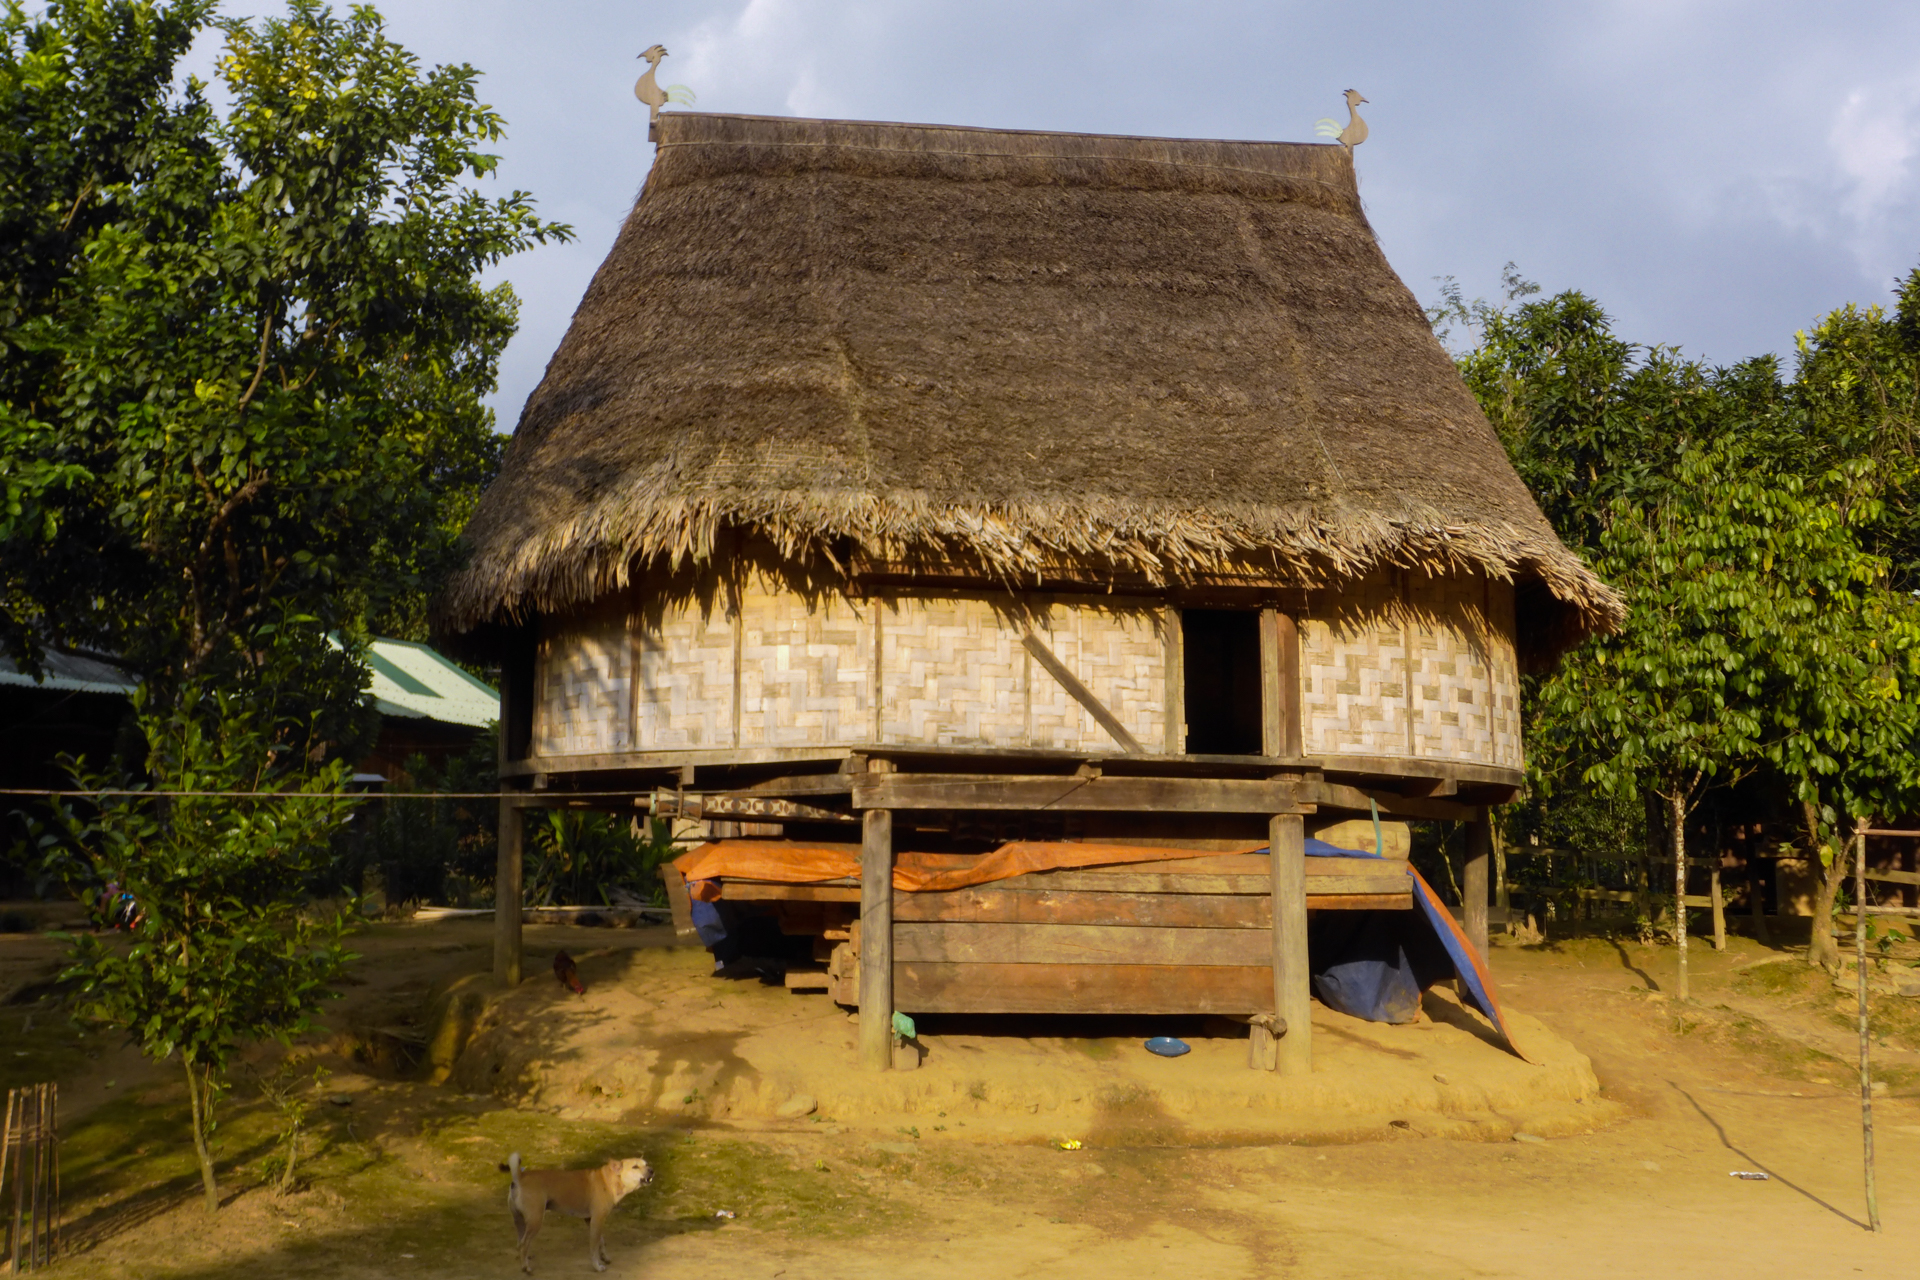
[1182, 609, 1262, 754]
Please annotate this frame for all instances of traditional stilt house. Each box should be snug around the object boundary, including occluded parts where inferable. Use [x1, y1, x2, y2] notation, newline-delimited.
[435, 113, 1621, 1073]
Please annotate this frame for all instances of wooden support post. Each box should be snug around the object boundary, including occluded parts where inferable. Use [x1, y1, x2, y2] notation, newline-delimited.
[1258, 608, 1303, 759]
[1271, 812, 1311, 1076]
[859, 808, 894, 1072]
[1710, 862, 1726, 952]
[1463, 808, 1490, 962]
[1854, 824, 1881, 1232]
[1750, 855, 1771, 943]
[1492, 822, 1510, 929]
[494, 796, 524, 987]
[1163, 607, 1185, 755]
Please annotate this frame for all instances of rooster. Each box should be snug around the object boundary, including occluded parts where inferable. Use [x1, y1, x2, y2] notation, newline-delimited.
[634, 45, 697, 125]
[1314, 89, 1369, 152]
[553, 949, 586, 996]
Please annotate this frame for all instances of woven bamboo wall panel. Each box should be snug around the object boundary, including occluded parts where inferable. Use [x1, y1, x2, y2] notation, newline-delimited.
[537, 576, 1516, 768]
[535, 601, 632, 756]
[1486, 582, 1523, 769]
[877, 595, 1027, 747]
[633, 608, 734, 750]
[1405, 574, 1489, 764]
[1299, 574, 1521, 769]
[1033, 606, 1167, 751]
[872, 597, 1166, 751]
[738, 590, 870, 746]
[1299, 574, 1412, 757]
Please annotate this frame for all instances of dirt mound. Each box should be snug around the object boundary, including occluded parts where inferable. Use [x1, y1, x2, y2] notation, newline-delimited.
[439, 935, 1613, 1144]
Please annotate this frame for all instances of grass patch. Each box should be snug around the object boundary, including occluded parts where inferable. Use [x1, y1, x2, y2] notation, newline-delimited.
[645, 1133, 913, 1239]
[1732, 960, 1823, 1000]
[1670, 1004, 1847, 1083]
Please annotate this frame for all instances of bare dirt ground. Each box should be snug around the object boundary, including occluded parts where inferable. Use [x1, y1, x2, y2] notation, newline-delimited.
[4, 914, 1918, 1280]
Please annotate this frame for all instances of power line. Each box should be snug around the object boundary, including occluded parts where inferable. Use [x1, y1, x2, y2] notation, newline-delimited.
[0, 789, 646, 801]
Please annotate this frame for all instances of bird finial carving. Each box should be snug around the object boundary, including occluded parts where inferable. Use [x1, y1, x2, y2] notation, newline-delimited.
[1313, 89, 1369, 152]
[635, 44, 697, 129]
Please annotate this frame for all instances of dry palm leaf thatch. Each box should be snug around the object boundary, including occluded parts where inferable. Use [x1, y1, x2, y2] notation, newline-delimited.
[437, 113, 1621, 655]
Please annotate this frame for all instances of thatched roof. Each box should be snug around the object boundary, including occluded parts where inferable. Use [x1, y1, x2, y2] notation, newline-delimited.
[438, 112, 1621, 645]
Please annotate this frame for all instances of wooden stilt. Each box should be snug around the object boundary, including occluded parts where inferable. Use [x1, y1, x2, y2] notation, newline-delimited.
[1463, 809, 1490, 961]
[1710, 862, 1726, 952]
[4, 1087, 17, 1276]
[1271, 812, 1311, 1076]
[494, 797, 525, 987]
[1750, 855, 1771, 943]
[859, 808, 895, 1072]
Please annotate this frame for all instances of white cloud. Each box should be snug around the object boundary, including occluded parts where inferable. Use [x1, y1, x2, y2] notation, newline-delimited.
[1830, 80, 1920, 225]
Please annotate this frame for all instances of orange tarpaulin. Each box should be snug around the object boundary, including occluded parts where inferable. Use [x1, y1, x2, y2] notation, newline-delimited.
[672, 839, 1269, 901]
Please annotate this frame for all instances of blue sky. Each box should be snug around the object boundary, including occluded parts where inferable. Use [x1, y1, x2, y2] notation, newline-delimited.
[217, 1, 1920, 423]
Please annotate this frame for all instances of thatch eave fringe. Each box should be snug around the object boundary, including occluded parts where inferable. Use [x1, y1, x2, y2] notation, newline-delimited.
[434, 488, 1624, 635]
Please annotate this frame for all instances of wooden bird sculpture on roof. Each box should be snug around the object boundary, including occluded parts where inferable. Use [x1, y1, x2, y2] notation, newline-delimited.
[635, 44, 697, 127]
[1314, 89, 1369, 152]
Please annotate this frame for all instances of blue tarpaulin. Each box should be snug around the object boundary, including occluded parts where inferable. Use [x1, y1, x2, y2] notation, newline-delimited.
[1294, 837, 1530, 1060]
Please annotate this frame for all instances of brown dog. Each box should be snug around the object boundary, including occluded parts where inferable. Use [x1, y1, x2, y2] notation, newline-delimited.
[500, 1151, 653, 1273]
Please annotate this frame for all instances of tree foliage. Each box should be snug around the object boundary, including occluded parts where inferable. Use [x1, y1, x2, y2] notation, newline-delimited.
[0, 0, 566, 729]
[0, 0, 562, 1207]
[32, 683, 354, 1212]
[1446, 266, 1920, 967]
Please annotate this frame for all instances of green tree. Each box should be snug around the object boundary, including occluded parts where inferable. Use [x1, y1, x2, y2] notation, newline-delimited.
[1538, 444, 1792, 999]
[0, 0, 565, 1211]
[33, 683, 354, 1212]
[1784, 273, 1920, 584]
[1758, 462, 1920, 969]
[1455, 288, 1759, 557]
[0, 0, 565, 722]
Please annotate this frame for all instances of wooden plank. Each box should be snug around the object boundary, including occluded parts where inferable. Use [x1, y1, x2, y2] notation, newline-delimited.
[1308, 893, 1413, 911]
[1276, 611, 1303, 758]
[894, 922, 1272, 966]
[853, 775, 1308, 814]
[994, 869, 1407, 895]
[508, 745, 852, 776]
[1260, 608, 1285, 758]
[1058, 853, 1394, 878]
[894, 888, 1272, 928]
[894, 962, 1275, 1015]
[740, 774, 855, 797]
[1304, 781, 1477, 823]
[720, 873, 1408, 900]
[722, 882, 862, 902]
[1163, 606, 1184, 755]
[859, 809, 893, 1071]
[658, 863, 698, 941]
[1865, 868, 1920, 887]
[1272, 812, 1311, 1076]
[508, 741, 1524, 792]
[1020, 629, 1145, 754]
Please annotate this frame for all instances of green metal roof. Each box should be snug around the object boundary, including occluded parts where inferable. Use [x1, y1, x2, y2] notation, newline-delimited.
[362, 637, 497, 728]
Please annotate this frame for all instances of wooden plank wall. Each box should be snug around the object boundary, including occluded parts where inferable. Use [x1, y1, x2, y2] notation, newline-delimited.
[828, 853, 1411, 1015]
